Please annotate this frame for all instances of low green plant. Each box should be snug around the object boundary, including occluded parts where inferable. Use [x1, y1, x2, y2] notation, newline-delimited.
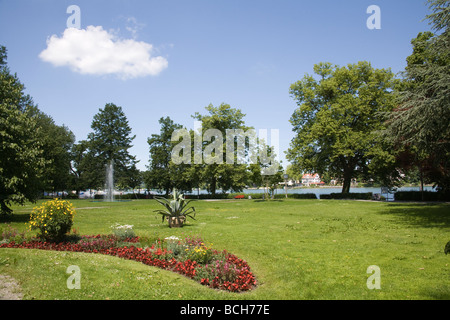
[164, 236, 187, 256]
[154, 189, 196, 228]
[184, 241, 214, 264]
[110, 223, 136, 240]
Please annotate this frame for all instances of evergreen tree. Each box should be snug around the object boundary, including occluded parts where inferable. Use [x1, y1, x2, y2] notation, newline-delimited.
[86, 103, 138, 189]
[385, 0, 450, 193]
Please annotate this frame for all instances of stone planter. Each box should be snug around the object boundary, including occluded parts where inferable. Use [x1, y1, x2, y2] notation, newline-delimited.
[168, 216, 185, 228]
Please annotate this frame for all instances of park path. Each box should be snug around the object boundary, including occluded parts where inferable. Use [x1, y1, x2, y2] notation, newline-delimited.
[0, 274, 23, 300]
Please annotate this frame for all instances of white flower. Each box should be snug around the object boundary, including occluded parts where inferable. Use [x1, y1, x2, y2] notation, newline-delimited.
[165, 236, 180, 241]
[111, 223, 133, 230]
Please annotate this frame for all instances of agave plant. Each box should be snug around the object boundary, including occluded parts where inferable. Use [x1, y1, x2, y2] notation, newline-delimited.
[154, 189, 196, 228]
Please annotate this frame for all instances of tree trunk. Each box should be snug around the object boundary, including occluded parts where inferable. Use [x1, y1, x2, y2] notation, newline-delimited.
[342, 170, 352, 194]
[419, 165, 424, 201]
[210, 177, 217, 196]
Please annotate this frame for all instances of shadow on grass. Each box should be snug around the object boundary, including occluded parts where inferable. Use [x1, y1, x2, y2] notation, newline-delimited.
[380, 202, 450, 229]
[253, 200, 284, 203]
[420, 285, 450, 300]
[0, 212, 31, 224]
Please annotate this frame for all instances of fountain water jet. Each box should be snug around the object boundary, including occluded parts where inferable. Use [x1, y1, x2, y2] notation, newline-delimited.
[105, 161, 114, 202]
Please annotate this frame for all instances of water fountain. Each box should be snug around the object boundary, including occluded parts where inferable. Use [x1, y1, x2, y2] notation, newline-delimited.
[105, 160, 114, 202]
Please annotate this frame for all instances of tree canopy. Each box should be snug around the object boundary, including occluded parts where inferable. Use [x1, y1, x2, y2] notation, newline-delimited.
[145, 116, 189, 195]
[384, 0, 450, 193]
[192, 103, 253, 195]
[0, 46, 46, 215]
[287, 61, 397, 193]
[82, 103, 138, 189]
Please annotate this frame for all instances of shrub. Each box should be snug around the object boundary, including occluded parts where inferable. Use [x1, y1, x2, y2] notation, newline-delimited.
[394, 191, 449, 202]
[319, 192, 373, 200]
[288, 193, 317, 199]
[28, 198, 76, 242]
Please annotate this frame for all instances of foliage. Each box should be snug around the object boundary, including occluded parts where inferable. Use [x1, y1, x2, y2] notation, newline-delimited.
[0, 233, 256, 293]
[287, 61, 398, 193]
[384, 1, 450, 193]
[319, 192, 373, 200]
[68, 139, 93, 194]
[110, 223, 136, 241]
[2, 199, 449, 299]
[192, 103, 252, 195]
[26, 106, 76, 193]
[146, 117, 192, 194]
[184, 241, 215, 265]
[79, 103, 138, 189]
[154, 189, 196, 227]
[0, 46, 47, 215]
[0, 224, 29, 244]
[394, 191, 450, 202]
[28, 199, 76, 242]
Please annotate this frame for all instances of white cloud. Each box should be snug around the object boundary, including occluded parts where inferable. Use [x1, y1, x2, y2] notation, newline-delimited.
[125, 17, 145, 39]
[39, 25, 168, 79]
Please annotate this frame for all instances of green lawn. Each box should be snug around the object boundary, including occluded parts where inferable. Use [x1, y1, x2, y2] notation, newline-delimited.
[0, 199, 449, 300]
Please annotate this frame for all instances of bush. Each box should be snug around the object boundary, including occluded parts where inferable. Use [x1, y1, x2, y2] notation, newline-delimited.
[288, 193, 317, 199]
[319, 192, 373, 200]
[185, 193, 230, 199]
[28, 199, 76, 242]
[394, 191, 449, 202]
[94, 193, 154, 200]
[228, 192, 317, 200]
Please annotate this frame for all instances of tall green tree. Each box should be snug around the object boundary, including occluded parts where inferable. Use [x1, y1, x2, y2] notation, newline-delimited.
[0, 46, 46, 215]
[28, 107, 75, 193]
[69, 139, 93, 194]
[287, 61, 397, 193]
[192, 103, 251, 195]
[86, 103, 138, 189]
[385, 0, 450, 193]
[146, 116, 189, 195]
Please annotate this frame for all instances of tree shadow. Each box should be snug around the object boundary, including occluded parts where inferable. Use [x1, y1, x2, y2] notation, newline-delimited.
[0, 212, 31, 224]
[253, 200, 284, 203]
[379, 202, 450, 229]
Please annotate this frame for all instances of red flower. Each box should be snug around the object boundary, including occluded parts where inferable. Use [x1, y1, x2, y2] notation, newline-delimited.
[0, 234, 256, 292]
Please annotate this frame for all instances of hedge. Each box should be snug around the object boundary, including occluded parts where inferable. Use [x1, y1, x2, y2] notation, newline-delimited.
[184, 192, 318, 200]
[394, 191, 450, 202]
[94, 193, 154, 200]
[319, 192, 373, 200]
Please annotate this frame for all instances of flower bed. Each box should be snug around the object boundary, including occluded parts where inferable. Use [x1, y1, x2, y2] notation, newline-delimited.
[0, 234, 256, 293]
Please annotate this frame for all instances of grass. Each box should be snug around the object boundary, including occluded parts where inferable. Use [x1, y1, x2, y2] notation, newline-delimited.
[0, 198, 449, 300]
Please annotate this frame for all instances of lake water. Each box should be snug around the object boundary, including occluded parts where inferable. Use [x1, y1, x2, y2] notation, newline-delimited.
[184, 186, 436, 198]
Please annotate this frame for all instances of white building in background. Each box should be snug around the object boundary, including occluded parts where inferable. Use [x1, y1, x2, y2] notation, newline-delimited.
[301, 173, 322, 186]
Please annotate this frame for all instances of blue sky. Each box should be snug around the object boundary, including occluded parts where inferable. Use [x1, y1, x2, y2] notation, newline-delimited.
[0, 0, 432, 171]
